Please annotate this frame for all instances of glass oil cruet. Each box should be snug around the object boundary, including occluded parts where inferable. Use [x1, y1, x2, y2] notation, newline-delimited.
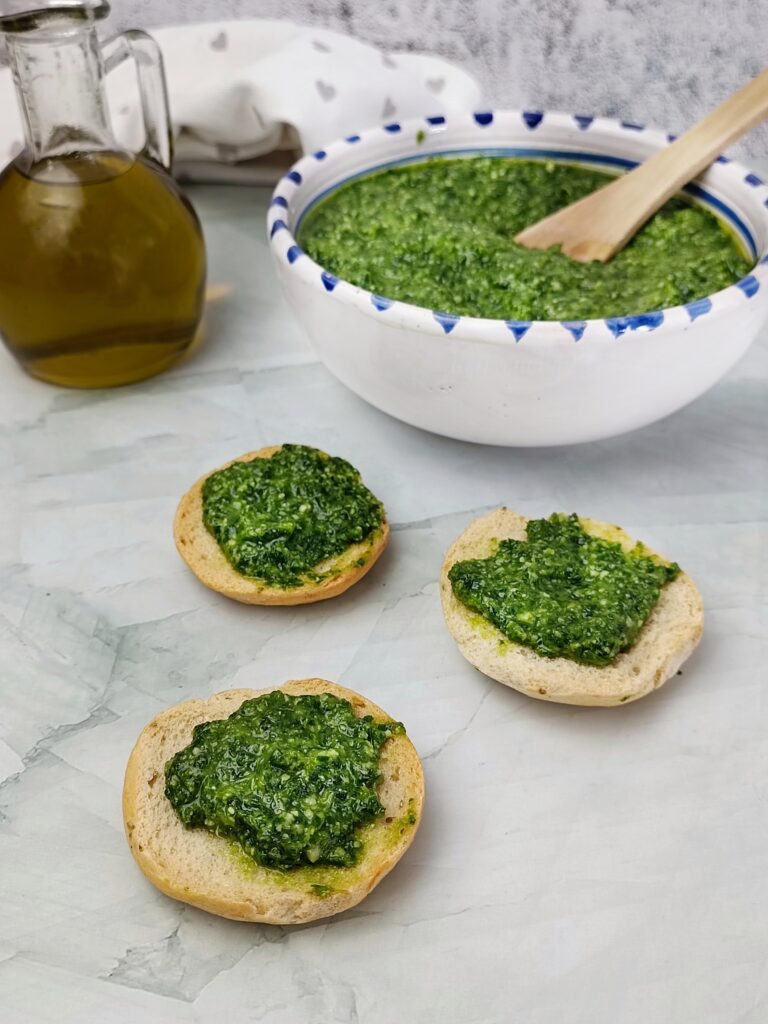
[0, 0, 206, 387]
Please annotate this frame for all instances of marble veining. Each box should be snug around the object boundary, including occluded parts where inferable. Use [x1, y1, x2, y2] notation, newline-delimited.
[0, 182, 767, 1023]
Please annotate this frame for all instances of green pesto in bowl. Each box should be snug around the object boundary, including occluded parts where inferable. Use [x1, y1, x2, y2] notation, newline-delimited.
[298, 157, 751, 321]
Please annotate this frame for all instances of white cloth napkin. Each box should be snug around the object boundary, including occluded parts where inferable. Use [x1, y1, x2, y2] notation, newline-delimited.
[0, 19, 482, 183]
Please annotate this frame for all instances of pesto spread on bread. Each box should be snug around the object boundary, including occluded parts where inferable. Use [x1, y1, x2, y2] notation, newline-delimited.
[448, 513, 680, 666]
[201, 444, 384, 587]
[165, 690, 403, 871]
[298, 157, 750, 321]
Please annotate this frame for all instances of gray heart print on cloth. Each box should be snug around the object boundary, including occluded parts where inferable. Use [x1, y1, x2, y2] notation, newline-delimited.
[316, 80, 337, 101]
[210, 31, 228, 51]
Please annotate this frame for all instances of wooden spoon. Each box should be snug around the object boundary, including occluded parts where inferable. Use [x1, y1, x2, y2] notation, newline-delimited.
[515, 68, 768, 263]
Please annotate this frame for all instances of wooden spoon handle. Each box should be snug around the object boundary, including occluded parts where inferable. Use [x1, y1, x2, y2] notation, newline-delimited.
[515, 68, 768, 262]
[628, 66, 768, 210]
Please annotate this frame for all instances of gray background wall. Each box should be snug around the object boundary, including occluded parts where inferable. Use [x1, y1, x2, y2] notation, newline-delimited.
[109, 0, 766, 156]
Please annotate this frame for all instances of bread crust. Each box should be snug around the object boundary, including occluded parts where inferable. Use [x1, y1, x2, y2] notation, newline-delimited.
[123, 679, 424, 925]
[174, 446, 389, 605]
[440, 508, 704, 707]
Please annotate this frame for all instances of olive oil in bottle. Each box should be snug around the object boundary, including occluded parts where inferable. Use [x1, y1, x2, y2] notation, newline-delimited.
[0, 2, 207, 388]
[0, 151, 206, 387]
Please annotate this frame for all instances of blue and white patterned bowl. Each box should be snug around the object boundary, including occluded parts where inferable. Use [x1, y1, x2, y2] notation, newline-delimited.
[268, 110, 768, 446]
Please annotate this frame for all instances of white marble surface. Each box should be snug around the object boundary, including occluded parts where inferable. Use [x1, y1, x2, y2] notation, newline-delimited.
[1, 183, 767, 1024]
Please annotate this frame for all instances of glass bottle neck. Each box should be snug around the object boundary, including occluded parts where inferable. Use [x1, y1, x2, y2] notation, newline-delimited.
[7, 22, 114, 163]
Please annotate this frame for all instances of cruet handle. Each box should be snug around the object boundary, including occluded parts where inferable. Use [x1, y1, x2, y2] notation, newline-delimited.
[102, 30, 173, 170]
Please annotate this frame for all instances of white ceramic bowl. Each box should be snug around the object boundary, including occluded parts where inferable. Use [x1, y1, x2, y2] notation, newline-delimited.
[268, 110, 768, 446]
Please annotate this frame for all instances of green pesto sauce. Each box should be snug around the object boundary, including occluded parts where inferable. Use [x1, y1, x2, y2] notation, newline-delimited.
[448, 513, 680, 666]
[201, 444, 384, 588]
[310, 883, 334, 898]
[165, 690, 404, 871]
[298, 157, 751, 321]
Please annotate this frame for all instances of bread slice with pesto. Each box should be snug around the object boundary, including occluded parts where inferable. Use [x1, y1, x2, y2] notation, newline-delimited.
[123, 679, 424, 925]
[174, 445, 389, 605]
[441, 508, 703, 707]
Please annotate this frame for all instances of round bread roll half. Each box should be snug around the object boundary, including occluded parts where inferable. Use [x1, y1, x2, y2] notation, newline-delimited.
[123, 679, 424, 925]
[174, 446, 389, 605]
[441, 508, 704, 707]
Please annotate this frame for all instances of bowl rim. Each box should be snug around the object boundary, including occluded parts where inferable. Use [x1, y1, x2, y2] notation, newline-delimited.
[267, 109, 768, 346]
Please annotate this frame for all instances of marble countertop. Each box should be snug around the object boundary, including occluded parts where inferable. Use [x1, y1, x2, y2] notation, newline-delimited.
[1, 183, 766, 1024]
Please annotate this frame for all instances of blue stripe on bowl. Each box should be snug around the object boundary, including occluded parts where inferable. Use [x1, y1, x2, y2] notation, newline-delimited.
[685, 297, 712, 321]
[371, 293, 394, 311]
[561, 320, 586, 341]
[313, 149, 327, 160]
[667, 133, 678, 143]
[384, 122, 401, 133]
[286, 245, 303, 264]
[621, 121, 644, 131]
[345, 134, 361, 143]
[270, 218, 287, 238]
[505, 320, 531, 342]
[474, 111, 494, 127]
[271, 195, 288, 208]
[627, 311, 664, 330]
[573, 115, 593, 130]
[716, 155, 731, 164]
[605, 316, 630, 338]
[433, 311, 460, 333]
[522, 111, 543, 129]
[286, 170, 302, 184]
[427, 115, 446, 125]
[736, 274, 759, 297]
[745, 173, 763, 187]
[321, 271, 338, 292]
